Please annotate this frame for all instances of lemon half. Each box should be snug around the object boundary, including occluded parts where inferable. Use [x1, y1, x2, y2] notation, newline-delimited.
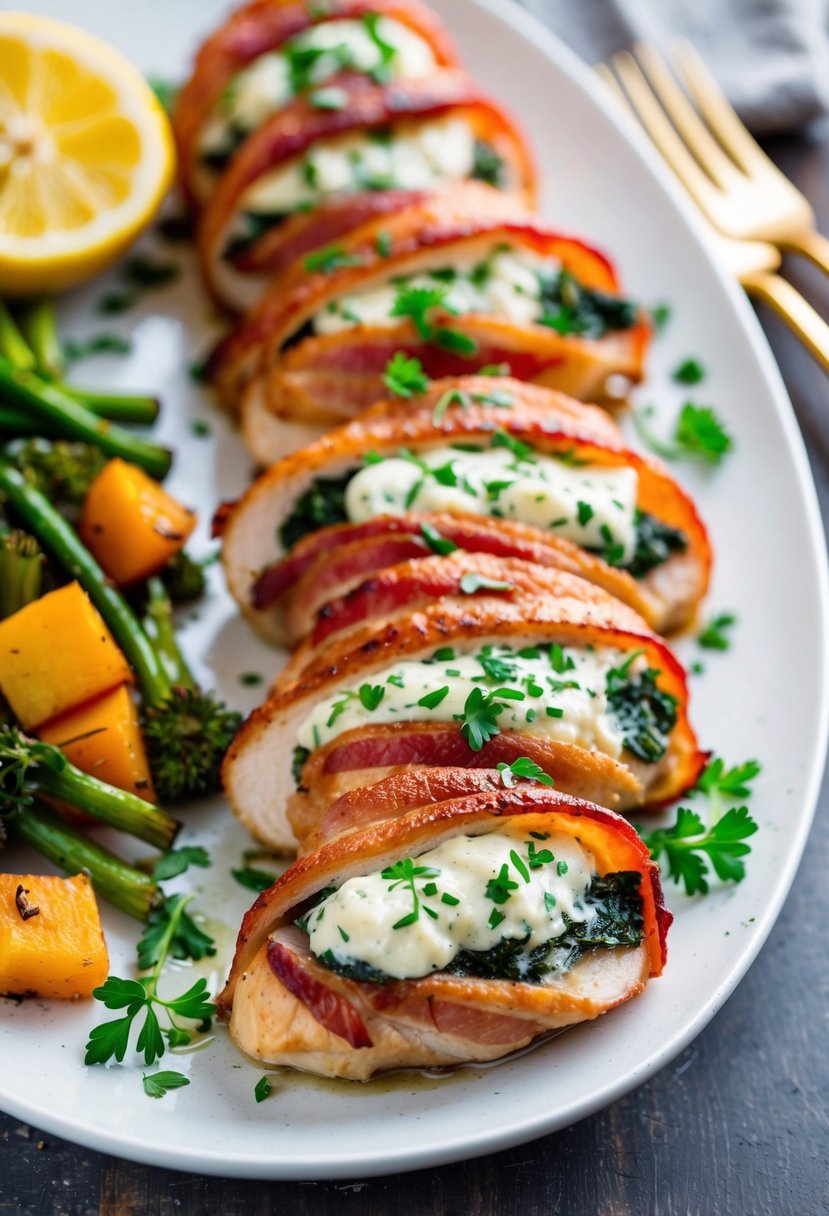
[0, 12, 175, 295]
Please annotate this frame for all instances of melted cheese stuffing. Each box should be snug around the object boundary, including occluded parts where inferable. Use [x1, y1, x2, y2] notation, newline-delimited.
[238, 114, 475, 217]
[345, 444, 638, 562]
[306, 829, 597, 980]
[297, 644, 629, 756]
[313, 247, 556, 333]
[199, 16, 436, 157]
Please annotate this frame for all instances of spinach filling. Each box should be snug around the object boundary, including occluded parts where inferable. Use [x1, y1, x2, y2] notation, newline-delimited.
[223, 210, 289, 262]
[471, 139, 506, 187]
[606, 665, 678, 763]
[277, 471, 688, 582]
[299, 870, 644, 986]
[538, 268, 638, 339]
[278, 473, 352, 550]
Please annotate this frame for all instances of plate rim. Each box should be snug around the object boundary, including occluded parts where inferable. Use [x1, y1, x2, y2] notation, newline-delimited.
[2, 0, 829, 1179]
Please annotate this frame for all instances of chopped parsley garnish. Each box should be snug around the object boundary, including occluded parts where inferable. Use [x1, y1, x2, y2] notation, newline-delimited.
[458, 687, 505, 751]
[697, 612, 736, 650]
[694, 756, 761, 801]
[381, 857, 441, 929]
[390, 283, 477, 355]
[383, 351, 429, 398]
[151, 846, 211, 882]
[304, 245, 364, 274]
[359, 683, 385, 711]
[419, 522, 457, 555]
[254, 1076, 273, 1104]
[673, 357, 706, 384]
[418, 686, 450, 709]
[576, 500, 594, 526]
[458, 572, 515, 594]
[232, 866, 278, 892]
[142, 1070, 190, 1099]
[375, 229, 392, 257]
[650, 301, 672, 332]
[491, 428, 534, 462]
[239, 671, 264, 686]
[496, 758, 555, 788]
[633, 402, 732, 465]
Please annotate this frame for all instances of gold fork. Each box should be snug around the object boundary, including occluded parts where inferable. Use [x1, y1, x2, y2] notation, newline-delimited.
[597, 53, 829, 371]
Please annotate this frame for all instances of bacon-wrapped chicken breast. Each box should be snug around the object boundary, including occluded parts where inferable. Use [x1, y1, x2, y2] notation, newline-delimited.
[217, 781, 672, 1079]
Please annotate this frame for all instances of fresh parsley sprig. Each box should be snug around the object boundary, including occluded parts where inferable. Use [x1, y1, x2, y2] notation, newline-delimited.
[643, 756, 761, 895]
[85, 894, 216, 1072]
[383, 352, 429, 398]
[458, 686, 505, 750]
[633, 402, 732, 466]
[496, 757, 555, 788]
[643, 806, 758, 896]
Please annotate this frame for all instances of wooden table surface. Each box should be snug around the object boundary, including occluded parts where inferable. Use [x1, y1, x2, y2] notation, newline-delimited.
[3, 132, 829, 1216]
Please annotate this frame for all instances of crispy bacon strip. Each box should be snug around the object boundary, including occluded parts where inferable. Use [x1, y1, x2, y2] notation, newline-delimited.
[267, 932, 373, 1047]
[173, 0, 460, 206]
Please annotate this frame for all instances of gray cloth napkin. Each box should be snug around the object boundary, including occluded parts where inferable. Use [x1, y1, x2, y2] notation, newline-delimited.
[517, 0, 829, 132]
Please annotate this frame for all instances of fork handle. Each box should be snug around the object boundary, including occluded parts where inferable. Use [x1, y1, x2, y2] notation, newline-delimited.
[741, 270, 829, 374]
[778, 229, 829, 277]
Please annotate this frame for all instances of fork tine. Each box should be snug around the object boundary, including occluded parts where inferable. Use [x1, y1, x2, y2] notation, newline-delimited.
[671, 41, 775, 176]
[632, 42, 744, 189]
[606, 51, 722, 213]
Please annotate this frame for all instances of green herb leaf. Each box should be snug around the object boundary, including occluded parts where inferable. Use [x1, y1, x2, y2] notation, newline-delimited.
[697, 612, 736, 650]
[695, 757, 761, 799]
[383, 351, 429, 398]
[419, 522, 457, 555]
[490, 428, 534, 463]
[359, 683, 385, 711]
[232, 866, 278, 892]
[418, 685, 450, 709]
[673, 357, 706, 384]
[64, 333, 132, 361]
[458, 572, 515, 594]
[634, 403, 733, 466]
[152, 846, 211, 882]
[142, 1070, 190, 1099]
[137, 894, 216, 970]
[254, 1075, 273, 1103]
[304, 245, 364, 274]
[496, 758, 555, 788]
[459, 687, 505, 751]
[644, 805, 758, 896]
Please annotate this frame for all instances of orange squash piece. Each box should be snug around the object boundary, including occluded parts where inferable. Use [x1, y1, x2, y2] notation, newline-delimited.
[39, 684, 156, 801]
[79, 458, 197, 586]
[0, 873, 109, 999]
[0, 581, 133, 730]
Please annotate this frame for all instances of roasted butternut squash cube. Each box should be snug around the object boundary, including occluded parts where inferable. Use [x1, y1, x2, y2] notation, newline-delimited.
[39, 684, 156, 801]
[79, 458, 196, 586]
[0, 581, 132, 730]
[0, 873, 109, 999]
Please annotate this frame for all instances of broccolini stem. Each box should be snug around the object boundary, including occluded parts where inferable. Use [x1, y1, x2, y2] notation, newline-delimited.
[26, 743, 180, 850]
[65, 388, 160, 426]
[0, 302, 36, 373]
[0, 530, 42, 619]
[0, 357, 172, 479]
[0, 460, 174, 705]
[144, 577, 196, 690]
[17, 298, 65, 379]
[8, 802, 162, 920]
[0, 403, 61, 437]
